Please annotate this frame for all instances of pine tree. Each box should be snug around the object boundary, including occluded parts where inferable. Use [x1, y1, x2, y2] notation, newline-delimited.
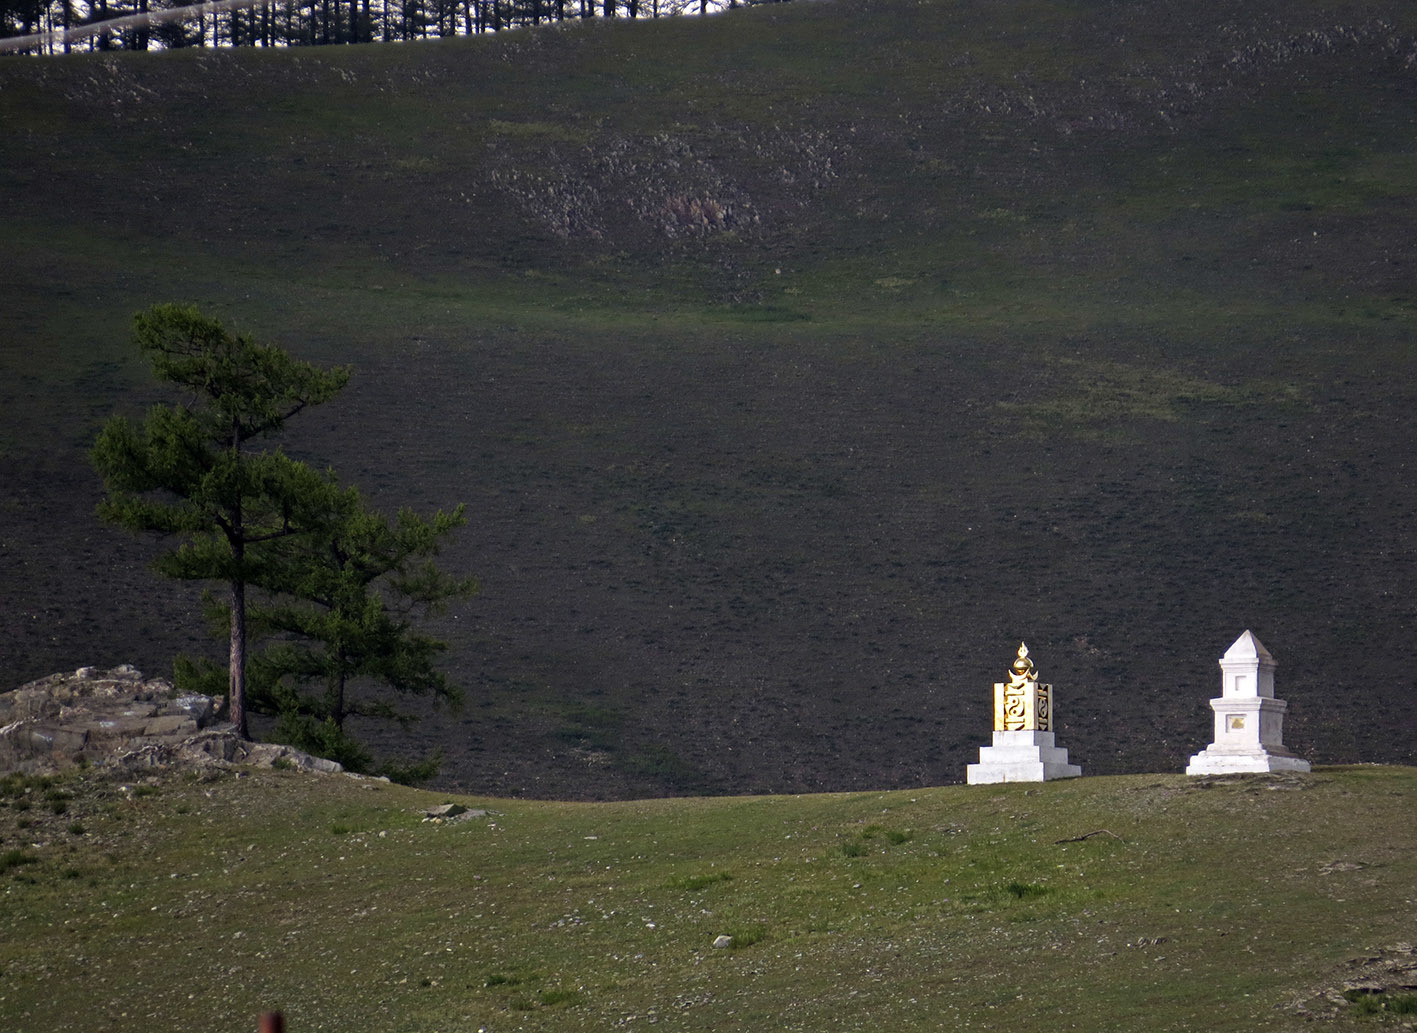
[91, 303, 350, 738]
[244, 490, 477, 771]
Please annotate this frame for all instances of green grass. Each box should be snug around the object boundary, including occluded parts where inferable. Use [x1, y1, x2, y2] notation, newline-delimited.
[0, 764, 1412, 1032]
[1346, 990, 1417, 1017]
[0, 849, 38, 876]
[667, 870, 734, 892]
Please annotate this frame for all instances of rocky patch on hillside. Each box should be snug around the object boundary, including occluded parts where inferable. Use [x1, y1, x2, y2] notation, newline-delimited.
[0, 665, 343, 777]
[1297, 943, 1417, 1022]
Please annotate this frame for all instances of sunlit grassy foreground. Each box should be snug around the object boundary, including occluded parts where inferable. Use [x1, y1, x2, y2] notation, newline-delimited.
[1, 764, 1412, 1032]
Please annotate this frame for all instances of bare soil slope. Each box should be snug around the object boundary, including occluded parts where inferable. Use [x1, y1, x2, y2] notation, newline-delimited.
[1, 0, 1415, 797]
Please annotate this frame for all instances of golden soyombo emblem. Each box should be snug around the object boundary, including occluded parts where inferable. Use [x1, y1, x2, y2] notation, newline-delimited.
[994, 642, 1052, 732]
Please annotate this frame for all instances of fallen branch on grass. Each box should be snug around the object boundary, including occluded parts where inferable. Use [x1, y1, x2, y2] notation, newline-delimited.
[1053, 829, 1124, 844]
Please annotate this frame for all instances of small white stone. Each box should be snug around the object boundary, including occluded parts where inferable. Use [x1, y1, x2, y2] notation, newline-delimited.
[712, 935, 733, 949]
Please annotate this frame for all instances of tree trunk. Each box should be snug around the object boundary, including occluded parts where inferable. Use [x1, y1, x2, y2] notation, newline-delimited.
[228, 452, 250, 740]
[332, 647, 347, 729]
[229, 572, 250, 739]
[134, 0, 149, 49]
[94, 0, 110, 49]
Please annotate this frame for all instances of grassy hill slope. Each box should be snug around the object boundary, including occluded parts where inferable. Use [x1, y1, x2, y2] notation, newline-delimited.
[2, 0, 1417, 796]
[1, 764, 1415, 1032]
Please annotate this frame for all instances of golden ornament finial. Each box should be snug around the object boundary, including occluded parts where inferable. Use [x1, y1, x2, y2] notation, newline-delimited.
[993, 641, 1053, 734]
[1007, 642, 1036, 687]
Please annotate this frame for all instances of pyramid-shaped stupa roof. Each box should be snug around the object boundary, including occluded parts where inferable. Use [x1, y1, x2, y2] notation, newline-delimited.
[1224, 630, 1274, 663]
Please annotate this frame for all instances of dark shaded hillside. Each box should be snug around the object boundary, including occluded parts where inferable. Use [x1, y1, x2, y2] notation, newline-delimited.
[2, 0, 1416, 797]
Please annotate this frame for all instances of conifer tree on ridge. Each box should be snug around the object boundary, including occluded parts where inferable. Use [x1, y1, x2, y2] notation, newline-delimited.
[91, 303, 351, 739]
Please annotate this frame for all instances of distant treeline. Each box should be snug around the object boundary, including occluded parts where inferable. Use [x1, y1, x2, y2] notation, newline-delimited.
[0, 0, 785, 54]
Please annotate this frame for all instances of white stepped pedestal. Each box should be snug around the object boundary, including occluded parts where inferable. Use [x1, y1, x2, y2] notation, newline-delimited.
[967, 730, 1082, 784]
[1186, 630, 1310, 775]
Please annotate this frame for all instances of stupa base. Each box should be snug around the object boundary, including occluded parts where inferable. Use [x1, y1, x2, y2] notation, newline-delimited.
[1185, 746, 1311, 776]
[966, 730, 1082, 784]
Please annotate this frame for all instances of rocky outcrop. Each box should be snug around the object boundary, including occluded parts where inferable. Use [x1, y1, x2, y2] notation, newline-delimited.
[0, 665, 343, 777]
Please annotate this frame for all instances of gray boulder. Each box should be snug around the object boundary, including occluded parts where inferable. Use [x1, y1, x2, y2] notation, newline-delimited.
[0, 666, 343, 777]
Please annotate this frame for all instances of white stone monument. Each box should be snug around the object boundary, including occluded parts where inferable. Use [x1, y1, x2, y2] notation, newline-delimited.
[1185, 630, 1311, 775]
[966, 643, 1082, 784]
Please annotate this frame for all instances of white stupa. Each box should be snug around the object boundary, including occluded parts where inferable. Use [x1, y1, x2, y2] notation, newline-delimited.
[966, 643, 1081, 784]
[1185, 631, 1311, 775]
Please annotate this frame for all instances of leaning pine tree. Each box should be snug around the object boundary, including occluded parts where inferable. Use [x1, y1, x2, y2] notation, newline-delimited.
[91, 303, 350, 739]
